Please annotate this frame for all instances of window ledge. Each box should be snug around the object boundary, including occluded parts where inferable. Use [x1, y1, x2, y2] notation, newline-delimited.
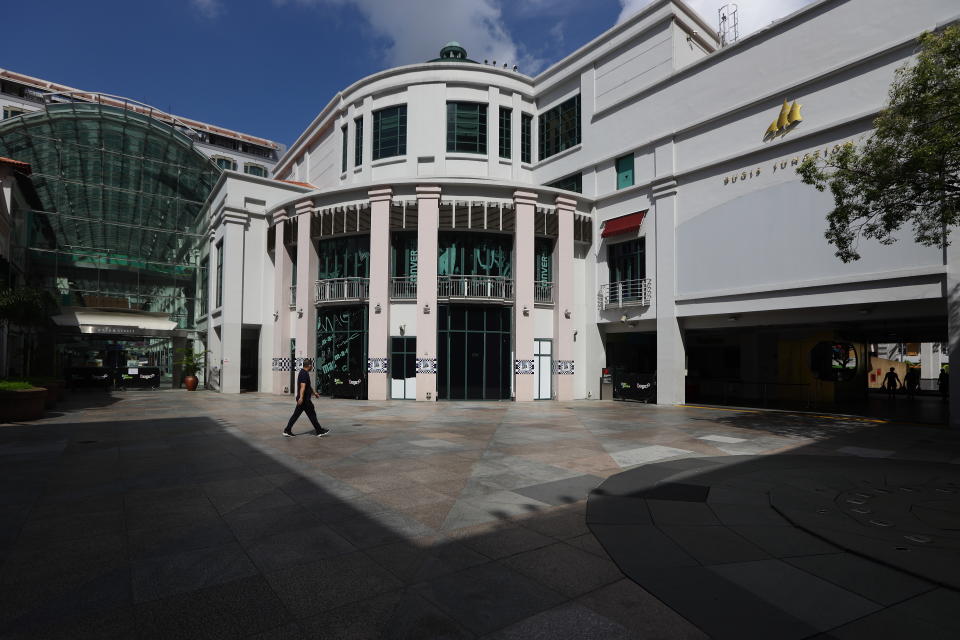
[371, 156, 407, 168]
[445, 152, 488, 161]
[498, 158, 513, 166]
[596, 181, 646, 204]
[353, 166, 362, 174]
[211, 307, 222, 318]
[532, 143, 582, 168]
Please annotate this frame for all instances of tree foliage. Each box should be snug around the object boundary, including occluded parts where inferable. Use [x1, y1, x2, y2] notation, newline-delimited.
[797, 26, 960, 262]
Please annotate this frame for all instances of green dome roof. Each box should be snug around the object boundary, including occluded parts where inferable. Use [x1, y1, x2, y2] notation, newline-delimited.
[428, 42, 477, 63]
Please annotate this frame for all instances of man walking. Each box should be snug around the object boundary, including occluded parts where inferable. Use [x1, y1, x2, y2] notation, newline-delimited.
[283, 359, 330, 437]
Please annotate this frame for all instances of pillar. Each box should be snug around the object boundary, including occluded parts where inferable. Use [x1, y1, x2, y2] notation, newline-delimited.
[294, 203, 318, 381]
[271, 214, 293, 393]
[367, 188, 392, 400]
[513, 190, 537, 401]
[554, 196, 577, 400]
[415, 185, 440, 401]
[653, 177, 685, 405]
[219, 215, 246, 394]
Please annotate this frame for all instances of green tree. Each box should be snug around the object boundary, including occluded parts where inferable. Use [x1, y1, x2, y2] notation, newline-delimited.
[798, 26, 960, 262]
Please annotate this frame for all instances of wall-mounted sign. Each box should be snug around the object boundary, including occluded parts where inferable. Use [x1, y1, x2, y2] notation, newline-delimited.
[765, 99, 803, 139]
[722, 141, 855, 186]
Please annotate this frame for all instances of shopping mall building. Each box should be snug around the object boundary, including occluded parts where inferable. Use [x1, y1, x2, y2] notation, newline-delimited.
[2, 0, 958, 421]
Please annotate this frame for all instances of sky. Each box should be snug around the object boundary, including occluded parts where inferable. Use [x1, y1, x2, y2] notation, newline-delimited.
[1, 0, 814, 147]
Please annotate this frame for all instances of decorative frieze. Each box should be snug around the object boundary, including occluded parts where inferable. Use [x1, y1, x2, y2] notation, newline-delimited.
[515, 359, 535, 375]
[415, 358, 437, 374]
[367, 357, 388, 374]
[272, 357, 293, 371]
[555, 360, 575, 375]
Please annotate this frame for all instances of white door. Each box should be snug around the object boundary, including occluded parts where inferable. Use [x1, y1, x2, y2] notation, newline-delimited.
[534, 339, 552, 400]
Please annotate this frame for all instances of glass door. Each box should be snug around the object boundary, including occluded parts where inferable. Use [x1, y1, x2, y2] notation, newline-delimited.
[534, 339, 552, 400]
[390, 336, 416, 399]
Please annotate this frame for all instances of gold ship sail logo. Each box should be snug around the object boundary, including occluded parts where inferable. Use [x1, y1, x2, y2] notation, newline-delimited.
[765, 99, 803, 138]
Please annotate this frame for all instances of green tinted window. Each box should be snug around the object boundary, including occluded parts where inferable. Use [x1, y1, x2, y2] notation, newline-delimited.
[521, 114, 532, 163]
[608, 238, 645, 283]
[447, 102, 487, 154]
[616, 154, 634, 190]
[538, 94, 580, 160]
[499, 107, 511, 159]
[373, 105, 407, 160]
[215, 156, 236, 171]
[546, 173, 582, 194]
[341, 125, 348, 172]
[244, 164, 266, 177]
[216, 240, 224, 308]
[354, 117, 363, 166]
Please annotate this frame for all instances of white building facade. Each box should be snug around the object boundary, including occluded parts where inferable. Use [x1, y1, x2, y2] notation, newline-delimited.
[203, 0, 960, 424]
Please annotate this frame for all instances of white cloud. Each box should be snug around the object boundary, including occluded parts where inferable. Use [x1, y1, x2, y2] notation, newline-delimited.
[617, 0, 817, 38]
[191, 0, 223, 19]
[277, 0, 546, 73]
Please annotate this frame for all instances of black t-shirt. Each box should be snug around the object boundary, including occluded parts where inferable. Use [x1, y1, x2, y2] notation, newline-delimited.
[296, 369, 313, 400]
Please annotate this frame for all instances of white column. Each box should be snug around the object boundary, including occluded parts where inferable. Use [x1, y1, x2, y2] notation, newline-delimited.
[554, 196, 577, 400]
[294, 202, 318, 380]
[653, 176, 685, 405]
[514, 190, 537, 401]
[415, 185, 440, 401]
[367, 188, 392, 400]
[271, 214, 293, 393]
[219, 215, 246, 394]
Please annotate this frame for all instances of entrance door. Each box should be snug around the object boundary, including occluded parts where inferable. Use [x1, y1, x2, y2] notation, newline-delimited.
[534, 339, 552, 400]
[438, 305, 511, 400]
[391, 336, 416, 399]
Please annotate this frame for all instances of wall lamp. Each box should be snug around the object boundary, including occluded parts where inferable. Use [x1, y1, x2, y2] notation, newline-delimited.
[273, 310, 279, 321]
[522, 305, 530, 316]
[374, 303, 382, 314]
[564, 308, 571, 319]
[297, 308, 304, 318]
[423, 304, 431, 314]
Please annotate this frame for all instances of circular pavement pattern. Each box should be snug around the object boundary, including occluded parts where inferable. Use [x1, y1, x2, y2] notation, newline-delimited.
[587, 455, 960, 639]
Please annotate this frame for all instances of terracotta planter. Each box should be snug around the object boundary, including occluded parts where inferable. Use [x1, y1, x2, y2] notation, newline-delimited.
[0, 388, 48, 422]
[33, 381, 65, 407]
[184, 375, 199, 391]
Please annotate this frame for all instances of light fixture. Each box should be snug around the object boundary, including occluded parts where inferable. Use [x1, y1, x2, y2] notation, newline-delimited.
[727, 315, 739, 322]
[297, 308, 304, 318]
[423, 304, 431, 314]
[573, 330, 578, 341]
[620, 314, 628, 324]
[522, 306, 530, 316]
[374, 303, 382, 314]
[273, 310, 279, 321]
[564, 309, 571, 319]
[399, 324, 406, 336]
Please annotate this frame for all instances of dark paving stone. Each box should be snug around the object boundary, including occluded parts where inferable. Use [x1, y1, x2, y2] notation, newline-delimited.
[485, 602, 632, 639]
[137, 574, 292, 639]
[128, 519, 237, 560]
[577, 579, 708, 640]
[564, 532, 611, 560]
[518, 506, 590, 540]
[827, 606, 957, 640]
[710, 559, 881, 631]
[264, 551, 403, 619]
[0, 605, 138, 640]
[786, 553, 935, 606]
[888, 588, 960, 634]
[499, 542, 623, 597]
[730, 524, 840, 558]
[636, 483, 710, 502]
[131, 541, 259, 603]
[15, 509, 124, 544]
[223, 503, 323, 541]
[709, 502, 790, 526]
[458, 525, 554, 560]
[415, 563, 565, 635]
[590, 524, 699, 572]
[365, 538, 488, 584]
[646, 500, 721, 526]
[247, 622, 306, 640]
[512, 474, 603, 506]
[660, 525, 770, 565]
[639, 565, 818, 640]
[243, 524, 356, 573]
[585, 495, 651, 525]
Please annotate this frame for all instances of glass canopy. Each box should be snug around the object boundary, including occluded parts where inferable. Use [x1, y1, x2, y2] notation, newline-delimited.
[0, 102, 220, 329]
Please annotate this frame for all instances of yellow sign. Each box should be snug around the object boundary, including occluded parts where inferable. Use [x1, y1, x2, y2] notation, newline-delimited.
[765, 99, 802, 138]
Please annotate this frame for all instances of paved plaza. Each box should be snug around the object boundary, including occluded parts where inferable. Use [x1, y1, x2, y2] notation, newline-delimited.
[1, 391, 960, 638]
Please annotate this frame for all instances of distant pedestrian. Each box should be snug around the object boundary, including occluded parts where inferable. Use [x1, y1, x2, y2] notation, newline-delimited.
[283, 360, 330, 438]
[939, 368, 950, 399]
[904, 367, 921, 399]
[882, 367, 901, 398]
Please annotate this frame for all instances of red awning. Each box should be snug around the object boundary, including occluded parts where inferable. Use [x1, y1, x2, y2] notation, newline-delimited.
[601, 211, 646, 238]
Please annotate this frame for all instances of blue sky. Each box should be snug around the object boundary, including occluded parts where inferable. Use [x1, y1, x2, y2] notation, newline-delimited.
[1, 0, 811, 147]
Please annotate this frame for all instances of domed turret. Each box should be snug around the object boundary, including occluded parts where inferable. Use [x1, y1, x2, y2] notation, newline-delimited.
[428, 42, 477, 63]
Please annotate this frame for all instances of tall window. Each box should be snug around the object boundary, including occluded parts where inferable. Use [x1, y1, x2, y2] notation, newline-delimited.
[244, 164, 267, 177]
[608, 238, 645, 284]
[499, 107, 512, 159]
[373, 104, 407, 160]
[354, 117, 364, 166]
[447, 102, 487, 154]
[521, 113, 532, 163]
[2, 106, 26, 119]
[616, 154, 634, 190]
[341, 125, 348, 173]
[539, 94, 581, 160]
[215, 240, 224, 308]
[546, 173, 582, 193]
[214, 157, 237, 171]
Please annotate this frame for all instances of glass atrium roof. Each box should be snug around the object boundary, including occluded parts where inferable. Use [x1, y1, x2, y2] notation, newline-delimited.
[0, 102, 220, 267]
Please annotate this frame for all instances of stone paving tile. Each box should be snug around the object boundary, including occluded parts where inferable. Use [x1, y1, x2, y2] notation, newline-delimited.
[498, 542, 623, 598]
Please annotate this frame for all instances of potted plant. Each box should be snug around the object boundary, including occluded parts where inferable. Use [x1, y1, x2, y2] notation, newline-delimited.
[0, 380, 48, 422]
[175, 346, 207, 391]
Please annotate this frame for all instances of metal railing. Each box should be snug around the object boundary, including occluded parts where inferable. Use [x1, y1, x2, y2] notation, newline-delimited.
[390, 276, 417, 300]
[437, 275, 514, 302]
[315, 277, 369, 304]
[597, 278, 653, 311]
[289, 285, 297, 308]
[534, 281, 553, 305]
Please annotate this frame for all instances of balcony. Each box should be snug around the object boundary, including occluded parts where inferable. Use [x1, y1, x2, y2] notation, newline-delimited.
[597, 278, 653, 311]
[534, 281, 553, 305]
[315, 277, 369, 305]
[289, 285, 297, 308]
[390, 276, 417, 301]
[437, 275, 514, 303]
